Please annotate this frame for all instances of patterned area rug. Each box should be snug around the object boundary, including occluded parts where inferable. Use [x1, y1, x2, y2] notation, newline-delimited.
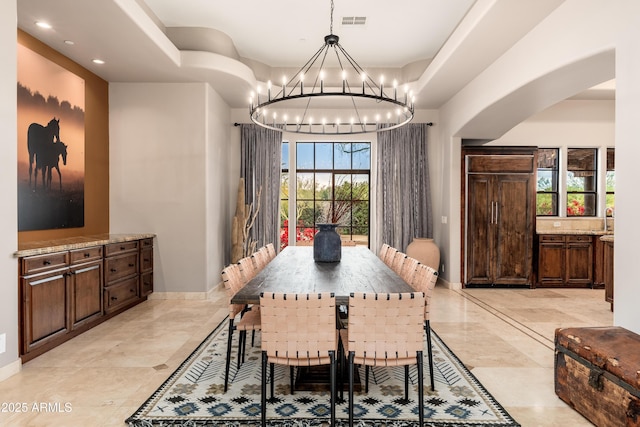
[127, 318, 520, 426]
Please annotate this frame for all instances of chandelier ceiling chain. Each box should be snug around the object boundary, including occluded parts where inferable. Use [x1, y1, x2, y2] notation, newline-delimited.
[248, 0, 415, 135]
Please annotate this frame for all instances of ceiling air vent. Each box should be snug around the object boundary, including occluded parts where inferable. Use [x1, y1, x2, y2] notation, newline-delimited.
[342, 16, 367, 25]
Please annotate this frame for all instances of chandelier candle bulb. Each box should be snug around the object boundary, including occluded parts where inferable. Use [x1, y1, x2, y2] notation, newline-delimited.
[282, 77, 286, 98]
[267, 81, 271, 101]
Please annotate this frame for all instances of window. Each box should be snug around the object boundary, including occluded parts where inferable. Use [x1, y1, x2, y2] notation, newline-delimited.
[606, 148, 615, 216]
[566, 148, 597, 216]
[280, 142, 371, 249]
[536, 148, 559, 216]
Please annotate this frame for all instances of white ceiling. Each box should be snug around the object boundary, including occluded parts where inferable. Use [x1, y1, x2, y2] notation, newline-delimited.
[16, 0, 613, 111]
[143, 0, 475, 68]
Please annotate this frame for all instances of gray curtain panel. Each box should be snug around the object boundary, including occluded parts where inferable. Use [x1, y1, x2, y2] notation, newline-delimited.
[240, 124, 282, 252]
[376, 123, 433, 252]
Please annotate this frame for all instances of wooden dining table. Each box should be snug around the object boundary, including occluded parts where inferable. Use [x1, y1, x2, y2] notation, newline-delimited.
[231, 245, 414, 306]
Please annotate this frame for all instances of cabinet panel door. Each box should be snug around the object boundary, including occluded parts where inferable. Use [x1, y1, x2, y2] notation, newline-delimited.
[493, 175, 532, 285]
[466, 174, 494, 285]
[71, 261, 103, 328]
[538, 240, 565, 286]
[566, 240, 593, 286]
[23, 270, 69, 351]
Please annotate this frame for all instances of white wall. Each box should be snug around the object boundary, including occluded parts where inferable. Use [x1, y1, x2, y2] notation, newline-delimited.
[0, 0, 20, 379]
[435, 0, 640, 332]
[612, 4, 640, 330]
[205, 85, 235, 286]
[110, 82, 232, 294]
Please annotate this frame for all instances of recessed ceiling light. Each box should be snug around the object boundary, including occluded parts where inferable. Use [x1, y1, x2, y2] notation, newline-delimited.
[92, 59, 105, 65]
[64, 40, 75, 45]
[35, 21, 52, 29]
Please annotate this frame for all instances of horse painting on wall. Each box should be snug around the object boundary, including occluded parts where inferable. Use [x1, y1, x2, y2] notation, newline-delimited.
[17, 43, 85, 231]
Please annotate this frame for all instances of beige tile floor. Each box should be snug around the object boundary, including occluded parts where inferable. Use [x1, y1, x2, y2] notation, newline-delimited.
[0, 285, 612, 426]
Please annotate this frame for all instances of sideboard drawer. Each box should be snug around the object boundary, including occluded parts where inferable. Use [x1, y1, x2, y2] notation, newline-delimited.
[104, 277, 139, 313]
[105, 253, 139, 284]
[21, 252, 69, 275]
[105, 241, 139, 256]
[70, 246, 103, 264]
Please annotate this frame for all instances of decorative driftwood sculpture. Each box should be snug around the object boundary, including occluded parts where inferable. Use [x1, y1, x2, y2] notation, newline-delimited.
[231, 178, 262, 263]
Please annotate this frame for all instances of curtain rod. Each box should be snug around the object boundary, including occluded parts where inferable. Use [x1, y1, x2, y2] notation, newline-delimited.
[233, 122, 433, 127]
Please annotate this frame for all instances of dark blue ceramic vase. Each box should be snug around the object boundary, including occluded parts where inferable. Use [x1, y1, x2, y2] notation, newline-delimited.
[313, 223, 341, 262]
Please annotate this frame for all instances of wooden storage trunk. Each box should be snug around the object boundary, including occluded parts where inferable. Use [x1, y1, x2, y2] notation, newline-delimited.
[555, 326, 640, 427]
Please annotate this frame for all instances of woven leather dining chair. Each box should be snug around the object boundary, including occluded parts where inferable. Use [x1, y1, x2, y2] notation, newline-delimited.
[238, 256, 258, 282]
[382, 246, 398, 267]
[265, 243, 277, 260]
[411, 263, 439, 391]
[399, 256, 420, 284]
[253, 246, 270, 269]
[390, 250, 407, 274]
[341, 292, 425, 427]
[378, 243, 391, 261]
[221, 263, 261, 392]
[260, 292, 338, 426]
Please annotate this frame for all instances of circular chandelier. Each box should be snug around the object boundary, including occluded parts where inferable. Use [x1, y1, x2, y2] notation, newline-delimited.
[249, 0, 415, 135]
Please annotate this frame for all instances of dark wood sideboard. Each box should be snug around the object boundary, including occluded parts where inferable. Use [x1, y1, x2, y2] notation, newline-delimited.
[16, 234, 154, 362]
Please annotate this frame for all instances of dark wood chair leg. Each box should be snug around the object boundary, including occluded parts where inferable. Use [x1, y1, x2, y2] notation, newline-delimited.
[404, 365, 409, 401]
[348, 352, 355, 427]
[417, 351, 424, 425]
[426, 321, 435, 391]
[330, 350, 336, 427]
[224, 319, 235, 392]
[237, 330, 245, 369]
[261, 352, 267, 426]
[290, 366, 295, 395]
[270, 363, 275, 400]
[365, 365, 369, 393]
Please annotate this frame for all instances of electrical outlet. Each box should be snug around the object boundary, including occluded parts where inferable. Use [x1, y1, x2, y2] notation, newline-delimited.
[553, 221, 561, 227]
[441, 263, 445, 272]
[0, 333, 5, 354]
[441, 216, 448, 224]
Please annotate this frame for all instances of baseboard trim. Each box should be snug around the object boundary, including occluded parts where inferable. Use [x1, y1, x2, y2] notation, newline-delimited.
[0, 358, 22, 382]
[437, 277, 462, 290]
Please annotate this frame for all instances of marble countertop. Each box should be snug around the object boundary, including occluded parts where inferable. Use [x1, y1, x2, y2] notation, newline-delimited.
[536, 229, 613, 236]
[600, 235, 614, 242]
[15, 233, 156, 257]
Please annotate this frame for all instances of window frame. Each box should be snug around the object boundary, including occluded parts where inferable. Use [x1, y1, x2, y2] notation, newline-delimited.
[536, 148, 560, 216]
[280, 141, 371, 249]
[566, 147, 598, 217]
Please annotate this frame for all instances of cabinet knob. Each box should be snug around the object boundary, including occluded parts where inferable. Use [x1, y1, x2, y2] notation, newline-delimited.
[111, 296, 118, 301]
[128, 263, 135, 267]
[130, 288, 135, 293]
[120, 246, 126, 250]
[43, 260, 51, 265]
[110, 268, 117, 272]
[84, 253, 90, 258]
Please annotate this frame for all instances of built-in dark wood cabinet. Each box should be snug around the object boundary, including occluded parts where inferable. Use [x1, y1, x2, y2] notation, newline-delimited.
[140, 238, 154, 297]
[537, 234, 593, 287]
[18, 236, 153, 362]
[69, 246, 104, 329]
[20, 253, 70, 355]
[603, 238, 614, 310]
[104, 241, 140, 314]
[463, 147, 536, 287]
